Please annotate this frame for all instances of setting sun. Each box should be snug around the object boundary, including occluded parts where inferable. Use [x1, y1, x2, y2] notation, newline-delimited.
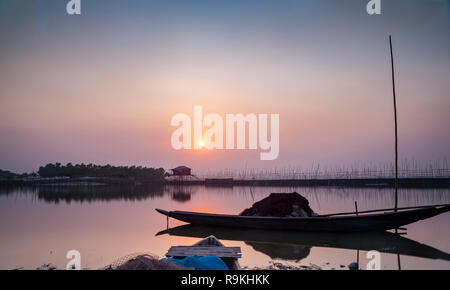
[198, 140, 205, 148]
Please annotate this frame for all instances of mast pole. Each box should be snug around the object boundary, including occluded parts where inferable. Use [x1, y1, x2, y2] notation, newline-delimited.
[389, 35, 399, 212]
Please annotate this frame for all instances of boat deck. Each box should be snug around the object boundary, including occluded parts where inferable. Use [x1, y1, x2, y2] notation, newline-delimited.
[166, 246, 241, 258]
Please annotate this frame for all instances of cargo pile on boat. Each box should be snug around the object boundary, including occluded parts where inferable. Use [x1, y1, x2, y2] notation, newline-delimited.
[239, 192, 317, 217]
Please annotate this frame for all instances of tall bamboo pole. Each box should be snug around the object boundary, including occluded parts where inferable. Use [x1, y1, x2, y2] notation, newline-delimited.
[389, 35, 399, 212]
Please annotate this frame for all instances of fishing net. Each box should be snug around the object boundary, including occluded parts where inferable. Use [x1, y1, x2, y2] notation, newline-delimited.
[240, 192, 317, 217]
[102, 252, 190, 270]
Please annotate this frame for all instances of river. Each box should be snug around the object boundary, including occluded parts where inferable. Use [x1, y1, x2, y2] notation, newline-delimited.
[0, 185, 449, 270]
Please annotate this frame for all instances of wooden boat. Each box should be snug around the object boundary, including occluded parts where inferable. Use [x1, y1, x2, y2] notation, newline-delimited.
[157, 224, 450, 261]
[165, 235, 241, 270]
[156, 204, 450, 232]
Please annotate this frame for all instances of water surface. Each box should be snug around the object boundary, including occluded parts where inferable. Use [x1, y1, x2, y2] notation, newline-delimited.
[0, 185, 449, 270]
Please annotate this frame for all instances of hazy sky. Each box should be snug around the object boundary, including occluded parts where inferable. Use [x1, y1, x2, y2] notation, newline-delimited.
[0, 0, 449, 173]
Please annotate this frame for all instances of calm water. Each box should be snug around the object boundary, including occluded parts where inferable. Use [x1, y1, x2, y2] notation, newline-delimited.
[0, 185, 449, 270]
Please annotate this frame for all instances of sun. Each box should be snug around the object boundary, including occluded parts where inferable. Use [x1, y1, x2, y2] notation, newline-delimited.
[198, 140, 205, 148]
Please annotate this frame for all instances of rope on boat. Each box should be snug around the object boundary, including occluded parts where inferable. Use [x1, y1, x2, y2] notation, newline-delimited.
[320, 203, 450, 217]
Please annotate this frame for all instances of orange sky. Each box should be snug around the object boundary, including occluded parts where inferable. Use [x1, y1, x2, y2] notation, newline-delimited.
[0, 0, 449, 173]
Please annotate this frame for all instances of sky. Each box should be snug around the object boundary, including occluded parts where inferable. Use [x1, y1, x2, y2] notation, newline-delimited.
[0, 0, 449, 174]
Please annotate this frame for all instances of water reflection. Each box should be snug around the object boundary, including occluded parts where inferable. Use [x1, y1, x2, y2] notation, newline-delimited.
[247, 243, 311, 262]
[171, 186, 197, 203]
[1, 185, 448, 209]
[157, 224, 450, 262]
[0, 185, 199, 204]
[0, 185, 449, 269]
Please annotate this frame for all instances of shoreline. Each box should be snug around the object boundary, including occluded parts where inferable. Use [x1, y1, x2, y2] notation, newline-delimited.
[0, 177, 449, 189]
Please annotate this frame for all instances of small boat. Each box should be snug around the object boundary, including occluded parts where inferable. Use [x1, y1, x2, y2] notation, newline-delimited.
[156, 204, 450, 232]
[165, 235, 241, 270]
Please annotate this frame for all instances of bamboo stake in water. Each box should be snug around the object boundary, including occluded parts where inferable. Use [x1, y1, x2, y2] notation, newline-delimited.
[389, 35, 399, 212]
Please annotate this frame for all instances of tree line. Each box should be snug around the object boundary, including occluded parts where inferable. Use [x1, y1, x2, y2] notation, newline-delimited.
[38, 163, 165, 180]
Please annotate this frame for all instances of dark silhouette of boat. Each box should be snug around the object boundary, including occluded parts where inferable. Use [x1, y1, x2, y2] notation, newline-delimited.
[156, 205, 450, 232]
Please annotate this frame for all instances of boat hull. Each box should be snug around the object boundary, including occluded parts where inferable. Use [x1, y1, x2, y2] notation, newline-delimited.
[156, 206, 450, 232]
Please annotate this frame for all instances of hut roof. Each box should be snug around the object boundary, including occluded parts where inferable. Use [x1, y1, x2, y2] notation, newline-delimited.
[172, 165, 191, 171]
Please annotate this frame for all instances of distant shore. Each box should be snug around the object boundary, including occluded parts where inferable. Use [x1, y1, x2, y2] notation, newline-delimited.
[1, 176, 449, 189]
